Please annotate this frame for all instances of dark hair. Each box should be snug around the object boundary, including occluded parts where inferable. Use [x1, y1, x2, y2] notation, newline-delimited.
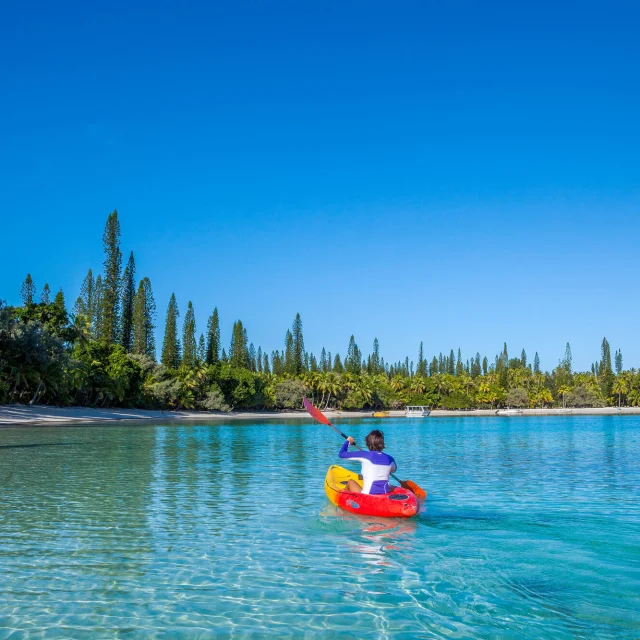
[365, 429, 385, 451]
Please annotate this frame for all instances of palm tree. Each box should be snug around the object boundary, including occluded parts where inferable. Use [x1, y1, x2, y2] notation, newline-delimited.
[557, 385, 571, 409]
[458, 372, 475, 396]
[440, 374, 455, 398]
[611, 377, 628, 408]
[355, 375, 374, 407]
[390, 375, 405, 393]
[532, 389, 553, 408]
[303, 371, 320, 404]
[409, 376, 426, 395]
[627, 388, 640, 407]
[320, 372, 341, 409]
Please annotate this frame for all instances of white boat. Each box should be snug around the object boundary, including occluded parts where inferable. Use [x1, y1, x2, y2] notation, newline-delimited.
[495, 408, 524, 416]
[406, 406, 431, 418]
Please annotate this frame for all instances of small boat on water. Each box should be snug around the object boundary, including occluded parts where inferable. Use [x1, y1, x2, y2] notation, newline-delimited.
[406, 406, 430, 418]
[495, 408, 524, 416]
[373, 411, 390, 418]
[324, 465, 419, 518]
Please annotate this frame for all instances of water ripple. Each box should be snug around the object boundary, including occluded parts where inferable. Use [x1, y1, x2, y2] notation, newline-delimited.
[0, 416, 639, 637]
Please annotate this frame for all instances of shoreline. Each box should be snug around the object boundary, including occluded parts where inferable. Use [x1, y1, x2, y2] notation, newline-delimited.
[1, 404, 639, 427]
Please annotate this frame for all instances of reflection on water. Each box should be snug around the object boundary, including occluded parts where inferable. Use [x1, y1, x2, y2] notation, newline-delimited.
[319, 505, 418, 567]
[0, 416, 639, 638]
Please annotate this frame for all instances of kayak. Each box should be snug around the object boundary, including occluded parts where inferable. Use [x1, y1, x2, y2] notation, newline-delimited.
[324, 465, 419, 518]
[372, 411, 390, 418]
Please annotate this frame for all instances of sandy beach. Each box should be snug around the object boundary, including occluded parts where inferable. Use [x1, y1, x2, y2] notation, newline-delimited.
[1, 404, 639, 427]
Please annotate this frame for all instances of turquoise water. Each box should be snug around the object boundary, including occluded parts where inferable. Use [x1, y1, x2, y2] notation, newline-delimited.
[1, 416, 639, 638]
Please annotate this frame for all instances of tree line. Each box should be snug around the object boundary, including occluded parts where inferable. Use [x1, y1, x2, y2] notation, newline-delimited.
[2, 211, 639, 412]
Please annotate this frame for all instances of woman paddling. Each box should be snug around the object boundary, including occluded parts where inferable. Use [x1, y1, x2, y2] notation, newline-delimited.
[339, 429, 397, 495]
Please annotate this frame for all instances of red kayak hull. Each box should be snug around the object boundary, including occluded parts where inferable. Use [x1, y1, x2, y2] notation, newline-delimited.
[325, 465, 419, 518]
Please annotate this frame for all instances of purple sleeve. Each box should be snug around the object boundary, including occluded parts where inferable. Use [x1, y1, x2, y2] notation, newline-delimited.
[339, 441, 372, 460]
[338, 440, 351, 458]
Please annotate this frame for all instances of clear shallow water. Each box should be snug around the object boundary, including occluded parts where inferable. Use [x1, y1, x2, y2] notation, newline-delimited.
[0, 416, 639, 639]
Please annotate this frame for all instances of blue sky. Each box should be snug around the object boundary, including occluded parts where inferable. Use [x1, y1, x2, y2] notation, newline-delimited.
[1, 1, 638, 371]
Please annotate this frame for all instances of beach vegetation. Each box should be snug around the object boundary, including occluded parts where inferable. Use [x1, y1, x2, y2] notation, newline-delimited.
[505, 387, 529, 408]
[275, 378, 305, 410]
[565, 386, 604, 408]
[3, 212, 639, 413]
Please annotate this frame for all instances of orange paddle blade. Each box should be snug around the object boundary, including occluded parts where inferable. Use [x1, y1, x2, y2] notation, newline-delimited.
[401, 479, 427, 500]
[303, 396, 331, 426]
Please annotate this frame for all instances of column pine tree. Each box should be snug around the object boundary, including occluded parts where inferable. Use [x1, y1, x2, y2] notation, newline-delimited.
[132, 277, 156, 359]
[242, 328, 250, 368]
[346, 336, 361, 374]
[284, 330, 294, 373]
[206, 308, 221, 365]
[615, 349, 623, 374]
[417, 341, 425, 376]
[161, 293, 181, 369]
[100, 210, 122, 343]
[600, 337, 614, 398]
[40, 283, 51, 304]
[291, 313, 304, 375]
[197, 334, 206, 363]
[20, 274, 36, 306]
[93, 275, 104, 340]
[448, 349, 456, 375]
[229, 320, 248, 368]
[119, 251, 136, 351]
[182, 301, 197, 368]
[563, 342, 572, 373]
[372, 338, 381, 373]
[53, 289, 66, 314]
[74, 269, 95, 326]
[319, 348, 327, 372]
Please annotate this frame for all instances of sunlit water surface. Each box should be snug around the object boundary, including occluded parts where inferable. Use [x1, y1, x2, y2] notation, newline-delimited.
[1, 415, 639, 638]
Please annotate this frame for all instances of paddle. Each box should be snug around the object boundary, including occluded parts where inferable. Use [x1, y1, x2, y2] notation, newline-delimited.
[302, 397, 427, 500]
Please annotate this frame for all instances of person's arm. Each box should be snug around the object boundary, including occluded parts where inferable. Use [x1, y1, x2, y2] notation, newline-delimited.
[338, 437, 368, 460]
[338, 440, 351, 458]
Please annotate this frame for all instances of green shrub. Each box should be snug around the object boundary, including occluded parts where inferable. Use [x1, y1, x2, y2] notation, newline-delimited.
[566, 386, 604, 408]
[439, 392, 474, 409]
[274, 378, 305, 410]
[199, 384, 231, 412]
[505, 387, 529, 408]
